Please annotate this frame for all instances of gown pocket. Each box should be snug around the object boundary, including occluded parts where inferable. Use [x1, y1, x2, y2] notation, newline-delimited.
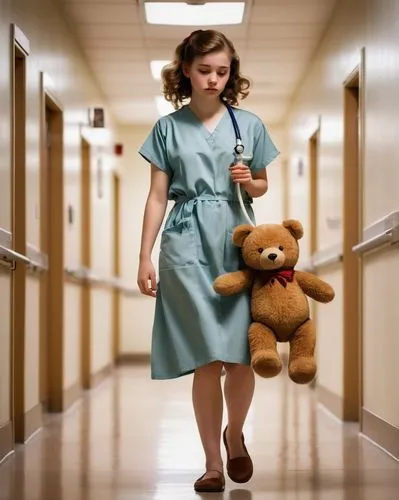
[223, 230, 242, 273]
[159, 218, 196, 271]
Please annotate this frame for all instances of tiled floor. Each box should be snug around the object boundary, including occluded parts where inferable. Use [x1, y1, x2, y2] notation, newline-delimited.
[1, 365, 398, 499]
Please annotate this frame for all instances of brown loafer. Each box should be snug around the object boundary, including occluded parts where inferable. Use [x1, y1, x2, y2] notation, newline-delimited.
[194, 470, 225, 492]
[223, 426, 253, 483]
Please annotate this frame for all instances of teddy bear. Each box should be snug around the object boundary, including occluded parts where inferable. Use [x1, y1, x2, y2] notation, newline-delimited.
[213, 220, 335, 384]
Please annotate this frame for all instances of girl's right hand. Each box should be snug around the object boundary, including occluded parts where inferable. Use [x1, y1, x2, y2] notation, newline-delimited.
[137, 259, 157, 297]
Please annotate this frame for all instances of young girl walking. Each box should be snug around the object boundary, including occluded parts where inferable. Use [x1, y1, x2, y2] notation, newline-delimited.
[137, 29, 279, 492]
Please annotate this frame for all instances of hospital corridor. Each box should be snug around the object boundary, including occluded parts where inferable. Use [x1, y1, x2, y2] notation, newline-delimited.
[1, 0, 399, 498]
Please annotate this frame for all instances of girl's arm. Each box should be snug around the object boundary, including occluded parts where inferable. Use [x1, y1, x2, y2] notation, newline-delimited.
[230, 164, 268, 198]
[137, 165, 169, 297]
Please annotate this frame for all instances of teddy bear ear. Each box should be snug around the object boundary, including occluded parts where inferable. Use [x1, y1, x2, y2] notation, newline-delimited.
[232, 224, 253, 247]
[282, 219, 304, 240]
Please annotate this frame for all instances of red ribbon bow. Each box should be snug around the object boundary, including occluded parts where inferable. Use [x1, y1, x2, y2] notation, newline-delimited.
[261, 269, 295, 288]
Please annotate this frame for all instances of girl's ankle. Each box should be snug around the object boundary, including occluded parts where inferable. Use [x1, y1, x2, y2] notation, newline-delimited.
[205, 462, 224, 474]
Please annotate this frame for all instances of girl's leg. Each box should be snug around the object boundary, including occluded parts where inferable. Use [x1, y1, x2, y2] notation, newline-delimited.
[192, 361, 224, 479]
[223, 362, 255, 456]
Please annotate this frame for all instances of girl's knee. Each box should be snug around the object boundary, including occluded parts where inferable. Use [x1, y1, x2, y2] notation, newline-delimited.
[195, 361, 224, 377]
[223, 362, 253, 376]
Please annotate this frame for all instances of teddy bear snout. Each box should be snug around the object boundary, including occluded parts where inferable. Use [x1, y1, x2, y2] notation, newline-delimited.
[259, 247, 285, 269]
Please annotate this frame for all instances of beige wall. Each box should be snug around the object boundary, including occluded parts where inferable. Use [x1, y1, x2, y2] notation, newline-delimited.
[117, 126, 158, 355]
[116, 123, 285, 355]
[0, 0, 118, 432]
[88, 146, 115, 377]
[285, 0, 399, 426]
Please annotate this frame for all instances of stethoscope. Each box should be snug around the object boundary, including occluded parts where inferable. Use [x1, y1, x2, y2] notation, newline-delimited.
[224, 102, 255, 226]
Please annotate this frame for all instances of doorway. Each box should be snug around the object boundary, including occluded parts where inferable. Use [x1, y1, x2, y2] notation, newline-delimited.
[11, 40, 28, 443]
[309, 130, 320, 257]
[342, 58, 363, 421]
[39, 80, 65, 412]
[307, 130, 319, 389]
[81, 138, 92, 389]
[112, 173, 121, 362]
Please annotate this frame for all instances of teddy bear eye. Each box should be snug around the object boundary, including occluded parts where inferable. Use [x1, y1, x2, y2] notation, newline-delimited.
[279, 245, 284, 251]
[258, 248, 263, 253]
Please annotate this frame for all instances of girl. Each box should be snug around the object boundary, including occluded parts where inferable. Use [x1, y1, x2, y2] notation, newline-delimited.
[137, 29, 279, 492]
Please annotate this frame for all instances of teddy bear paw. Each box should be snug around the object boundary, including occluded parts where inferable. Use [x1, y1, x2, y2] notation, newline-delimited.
[288, 357, 317, 384]
[251, 350, 282, 378]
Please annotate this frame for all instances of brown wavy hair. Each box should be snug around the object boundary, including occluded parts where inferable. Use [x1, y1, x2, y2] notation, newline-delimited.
[161, 29, 251, 109]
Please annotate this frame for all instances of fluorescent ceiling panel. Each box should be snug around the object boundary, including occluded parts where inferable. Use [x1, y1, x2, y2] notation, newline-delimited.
[144, 2, 245, 26]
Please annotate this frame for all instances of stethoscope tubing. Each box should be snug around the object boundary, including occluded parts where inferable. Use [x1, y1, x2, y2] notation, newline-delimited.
[224, 102, 255, 227]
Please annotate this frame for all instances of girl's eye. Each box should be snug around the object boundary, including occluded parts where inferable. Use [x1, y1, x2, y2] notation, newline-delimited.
[279, 246, 284, 251]
[198, 70, 227, 77]
[258, 248, 263, 253]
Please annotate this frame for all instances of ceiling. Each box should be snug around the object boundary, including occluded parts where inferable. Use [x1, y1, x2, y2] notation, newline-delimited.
[60, 0, 338, 126]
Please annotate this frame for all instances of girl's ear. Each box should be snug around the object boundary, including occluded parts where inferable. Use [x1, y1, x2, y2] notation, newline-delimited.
[182, 63, 190, 78]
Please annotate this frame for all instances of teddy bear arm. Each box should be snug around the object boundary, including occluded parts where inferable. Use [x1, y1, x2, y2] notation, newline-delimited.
[213, 269, 253, 296]
[295, 271, 335, 303]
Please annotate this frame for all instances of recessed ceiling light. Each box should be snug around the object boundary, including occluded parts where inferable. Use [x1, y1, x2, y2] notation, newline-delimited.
[155, 96, 175, 116]
[144, 2, 245, 26]
[150, 60, 171, 80]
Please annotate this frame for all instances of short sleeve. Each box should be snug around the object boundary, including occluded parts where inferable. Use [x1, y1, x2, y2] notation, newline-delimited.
[250, 121, 280, 172]
[138, 118, 172, 176]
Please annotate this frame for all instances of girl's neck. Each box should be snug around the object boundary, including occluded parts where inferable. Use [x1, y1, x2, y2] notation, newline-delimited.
[189, 95, 225, 120]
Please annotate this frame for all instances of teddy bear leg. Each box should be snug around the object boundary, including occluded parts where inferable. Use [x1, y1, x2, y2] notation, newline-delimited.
[288, 319, 316, 384]
[248, 322, 282, 378]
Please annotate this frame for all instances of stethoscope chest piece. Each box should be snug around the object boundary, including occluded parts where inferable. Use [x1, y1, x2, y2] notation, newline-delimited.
[234, 143, 244, 155]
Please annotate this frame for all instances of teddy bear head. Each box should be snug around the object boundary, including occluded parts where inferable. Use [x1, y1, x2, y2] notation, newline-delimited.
[232, 219, 304, 271]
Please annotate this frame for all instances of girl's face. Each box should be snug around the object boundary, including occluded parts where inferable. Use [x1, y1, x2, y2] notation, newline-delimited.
[183, 50, 231, 100]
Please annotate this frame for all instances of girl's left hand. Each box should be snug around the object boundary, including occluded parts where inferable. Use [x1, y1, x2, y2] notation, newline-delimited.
[229, 163, 253, 186]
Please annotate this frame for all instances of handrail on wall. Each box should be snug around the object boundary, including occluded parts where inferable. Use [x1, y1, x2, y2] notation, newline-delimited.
[65, 266, 107, 284]
[27, 260, 48, 273]
[0, 228, 48, 273]
[64, 265, 139, 296]
[353, 210, 399, 254]
[310, 242, 343, 271]
[301, 210, 399, 269]
[0, 244, 31, 270]
[0, 225, 139, 294]
[27, 244, 48, 274]
[114, 279, 140, 297]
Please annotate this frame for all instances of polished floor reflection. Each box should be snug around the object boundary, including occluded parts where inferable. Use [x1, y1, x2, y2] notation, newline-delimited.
[1, 365, 399, 499]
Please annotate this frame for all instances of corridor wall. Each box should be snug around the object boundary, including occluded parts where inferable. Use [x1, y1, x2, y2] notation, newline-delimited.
[285, 0, 399, 457]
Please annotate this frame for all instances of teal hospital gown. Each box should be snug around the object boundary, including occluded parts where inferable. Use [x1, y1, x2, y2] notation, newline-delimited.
[139, 104, 279, 379]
